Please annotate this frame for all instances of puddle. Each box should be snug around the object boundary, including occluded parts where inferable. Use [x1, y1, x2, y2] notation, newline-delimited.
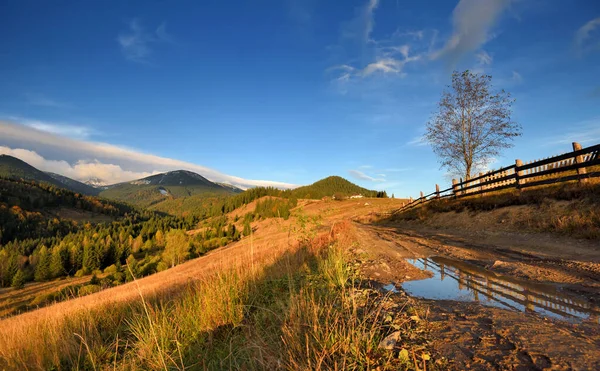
[382, 283, 399, 293]
[402, 256, 600, 323]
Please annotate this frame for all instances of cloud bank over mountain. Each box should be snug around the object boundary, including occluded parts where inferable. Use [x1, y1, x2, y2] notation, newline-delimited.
[0, 120, 297, 190]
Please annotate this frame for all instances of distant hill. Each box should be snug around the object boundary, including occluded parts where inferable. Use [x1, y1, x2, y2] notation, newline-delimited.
[291, 176, 379, 199]
[46, 172, 100, 196]
[0, 155, 98, 195]
[99, 170, 236, 208]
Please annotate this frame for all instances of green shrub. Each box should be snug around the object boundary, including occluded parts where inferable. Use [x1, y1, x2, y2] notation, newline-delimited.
[78, 284, 101, 296]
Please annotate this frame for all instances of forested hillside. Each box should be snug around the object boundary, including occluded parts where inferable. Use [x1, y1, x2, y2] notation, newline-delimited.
[0, 155, 98, 195]
[291, 176, 385, 199]
[0, 177, 241, 291]
[0, 178, 132, 245]
[99, 170, 235, 208]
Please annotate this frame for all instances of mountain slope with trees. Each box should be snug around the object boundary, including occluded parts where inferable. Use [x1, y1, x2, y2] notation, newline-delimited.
[99, 170, 236, 208]
[0, 155, 98, 195]
[290, 176, 384, 199]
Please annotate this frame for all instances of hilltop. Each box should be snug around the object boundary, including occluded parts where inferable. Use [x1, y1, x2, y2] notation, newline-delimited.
[291, 175, 382, 199]
[99, 170, 238, 208]
[0, 155, 98, 195]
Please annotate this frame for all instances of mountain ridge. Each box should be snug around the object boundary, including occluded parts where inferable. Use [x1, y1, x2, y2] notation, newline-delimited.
[98, 170, 238, 208]
[0, 155, 99, 195]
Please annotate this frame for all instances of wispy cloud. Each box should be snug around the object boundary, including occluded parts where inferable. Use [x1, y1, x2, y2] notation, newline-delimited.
[329, 47, 422, 83]
[348, 169, 385, 182]
[431, 0, 512, 66]
[341, 0, 380, 43]
[542, 117, 600, 146]
[475, 50, 493, 65]
[117, 19, 172, 63]
[511, 70, 523, 84]
[24, 93, 73, 109]
[4, 116, 96, 139]
[406, 135, 427, 147]
[329, 1, 436, 87]
[575, 16, 600, 55]
[0, 120, 297, 189]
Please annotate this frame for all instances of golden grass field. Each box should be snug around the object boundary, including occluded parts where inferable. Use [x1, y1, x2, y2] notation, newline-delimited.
[0, 198, 408, 370]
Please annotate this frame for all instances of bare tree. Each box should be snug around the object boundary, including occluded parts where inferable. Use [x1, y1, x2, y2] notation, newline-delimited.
[425, 70, 521, 180]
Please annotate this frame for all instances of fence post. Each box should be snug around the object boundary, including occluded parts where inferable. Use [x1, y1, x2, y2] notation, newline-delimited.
[420, 191, 424, 204]
[478, 172, 484, 193]
[409, 196, 413, 203]
[435, 184, 440, 199]
[452, 179, 458, 197]
[572, 142, 588, 183]
[515, 159, 523, 190]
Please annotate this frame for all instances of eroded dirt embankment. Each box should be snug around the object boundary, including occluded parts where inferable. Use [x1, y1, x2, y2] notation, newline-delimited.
[350, 217, 600, 370]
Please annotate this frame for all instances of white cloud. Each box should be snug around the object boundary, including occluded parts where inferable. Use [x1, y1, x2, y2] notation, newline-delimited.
[431, 0, 512, 65]
[341, 0, 380, 43]
[0, 146, 158, 184]
[4, 116, 95, 139]
[331, 52, 421, 82]
[476, 50, 493, 65]
[348, 169, 385, 182]
[406, 135, 427, 147]
[575, 17, 600, 55]
[362, 58, 404, 75]
[0, 120, 298, 189]
[117, 19, 172, 63]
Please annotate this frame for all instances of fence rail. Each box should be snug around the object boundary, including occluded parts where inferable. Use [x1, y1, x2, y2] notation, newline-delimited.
[394, 142, 600, 214]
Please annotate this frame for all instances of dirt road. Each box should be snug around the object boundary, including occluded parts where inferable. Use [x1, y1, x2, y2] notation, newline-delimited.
[352, 221, 600, 370]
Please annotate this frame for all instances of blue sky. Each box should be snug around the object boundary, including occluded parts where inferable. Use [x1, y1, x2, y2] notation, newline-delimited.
[0, 0, 599, 195]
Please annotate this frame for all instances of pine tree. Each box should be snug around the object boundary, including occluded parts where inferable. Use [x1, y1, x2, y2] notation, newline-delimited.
[49, 246, 67, 278]
[243, 220, 251, 237]
[11, 269, 25, 289]
[35, 245, 51, 282]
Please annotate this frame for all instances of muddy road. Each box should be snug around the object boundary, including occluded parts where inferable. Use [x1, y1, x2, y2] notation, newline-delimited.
[352, 221, 600, 370]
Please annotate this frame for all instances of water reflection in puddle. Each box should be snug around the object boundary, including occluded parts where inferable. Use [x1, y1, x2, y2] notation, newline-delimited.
[402, 256, 600, 323]
[383, 283, 399, 293]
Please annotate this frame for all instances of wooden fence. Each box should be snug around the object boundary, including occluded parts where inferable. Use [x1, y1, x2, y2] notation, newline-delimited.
[394, 142, 600, 214]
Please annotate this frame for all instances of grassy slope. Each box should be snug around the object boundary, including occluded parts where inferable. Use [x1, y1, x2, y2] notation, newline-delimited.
[0, 199, 433, 370]
[391, 181, 600, 239]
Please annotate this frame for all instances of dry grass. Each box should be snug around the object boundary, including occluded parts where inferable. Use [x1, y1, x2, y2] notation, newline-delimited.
[392, 182, 600, 239]
[0, 199, 429, 370]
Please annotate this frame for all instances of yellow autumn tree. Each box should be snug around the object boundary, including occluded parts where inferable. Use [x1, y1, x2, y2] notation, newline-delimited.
[162, 229, 190, 268]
